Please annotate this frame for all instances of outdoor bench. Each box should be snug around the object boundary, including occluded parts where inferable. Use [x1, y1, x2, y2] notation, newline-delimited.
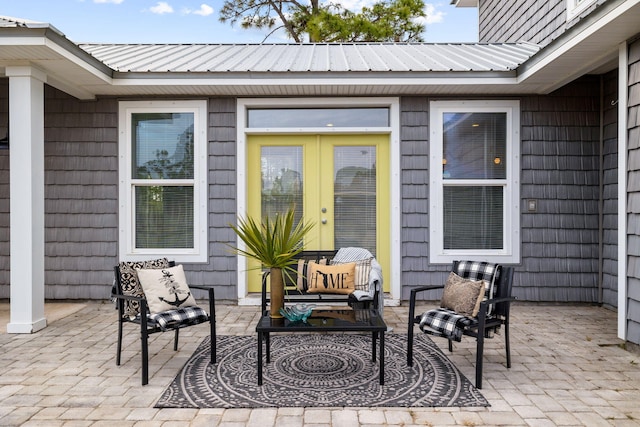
[260, 249, 381, 313]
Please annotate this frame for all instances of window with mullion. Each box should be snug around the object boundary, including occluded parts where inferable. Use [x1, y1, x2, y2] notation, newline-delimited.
[430, 101, 520, 264]
[119, 101, 207, 262]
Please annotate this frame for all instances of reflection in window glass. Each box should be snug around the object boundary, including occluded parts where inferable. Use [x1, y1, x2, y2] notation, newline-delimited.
[261, 146, 303, 222]
[442, 112, 506, 180]
[248, 108, 389, 128]
[132, 113, 194, 180]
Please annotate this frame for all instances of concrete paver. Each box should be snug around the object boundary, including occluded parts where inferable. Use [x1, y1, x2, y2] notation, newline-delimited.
[0, 301, 639, 426]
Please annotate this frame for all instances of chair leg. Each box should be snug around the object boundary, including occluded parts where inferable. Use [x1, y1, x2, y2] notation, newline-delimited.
[173, 329, 179, 351]
[116, 319, 123, 366]
[209, 288, 216, 364]
[448, 339, 453, 352]
[476, 333, 485, 389]
[141, 325, 149, 386]
[504, 322, 511, 368]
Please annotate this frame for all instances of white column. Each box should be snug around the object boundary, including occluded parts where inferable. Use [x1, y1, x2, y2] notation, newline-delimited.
[6, 66, 47, 334]
[618, 42, 628, 341]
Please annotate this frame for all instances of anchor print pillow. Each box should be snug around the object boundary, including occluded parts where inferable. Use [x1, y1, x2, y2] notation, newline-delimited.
[136, 264, 198, 314]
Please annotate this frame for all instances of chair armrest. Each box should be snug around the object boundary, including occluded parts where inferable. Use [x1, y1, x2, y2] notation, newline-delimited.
[408, 284, 445, 326]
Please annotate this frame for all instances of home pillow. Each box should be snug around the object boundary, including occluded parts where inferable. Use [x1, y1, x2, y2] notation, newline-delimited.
[136, 264, 198, 314]
[331, 257, 372, 292]
[118, 258, 170, 318]
[297, 258, 327, 291]
[306, 261, 356, 295]
[440, 271, 486, 317]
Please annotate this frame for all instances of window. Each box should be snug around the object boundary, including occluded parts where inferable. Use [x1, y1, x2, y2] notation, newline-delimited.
[429, 100, 520, 264]
[567, 0, 596, 19]
[119, 100, 208, 262]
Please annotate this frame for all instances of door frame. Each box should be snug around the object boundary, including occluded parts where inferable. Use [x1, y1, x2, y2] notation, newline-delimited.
[236, 97, 401, 306]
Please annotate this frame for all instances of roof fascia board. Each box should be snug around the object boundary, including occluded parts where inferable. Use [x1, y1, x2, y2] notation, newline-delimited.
[108, 75, 520, 88]
[517, 0, 640, 93]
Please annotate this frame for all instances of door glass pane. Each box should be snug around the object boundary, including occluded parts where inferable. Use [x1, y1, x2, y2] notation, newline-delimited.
[443, 186, 503, 250]
[248, 108, 389, 128]
[132, 113, 194, 180]
[135, 186, 194, 248]
[261, 147, 303, 220]
[334, 146, 376, 254]
[442, 112, 506, 180]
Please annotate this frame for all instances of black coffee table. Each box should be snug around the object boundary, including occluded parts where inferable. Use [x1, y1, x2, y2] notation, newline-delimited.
[255, 308, 387, 385]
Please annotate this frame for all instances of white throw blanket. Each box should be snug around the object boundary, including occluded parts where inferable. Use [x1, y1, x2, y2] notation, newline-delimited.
[332, 247, 384, 317]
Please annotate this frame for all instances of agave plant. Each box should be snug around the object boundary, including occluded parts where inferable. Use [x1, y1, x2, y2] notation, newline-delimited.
[229, 206, 314, 275]
[230, 207, 315, 317]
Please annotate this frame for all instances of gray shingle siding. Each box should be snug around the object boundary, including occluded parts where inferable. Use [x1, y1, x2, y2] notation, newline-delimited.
[0, 74, 615, 304]
[0, 82, 7, 291]
[479, 0, 566, 46]
[42, 87, 118, 299]
[519, 77, 601, 302]
[403, 76, 603, 303]
[602, 69, 619, 308]
[478, 0, 609, 46]
[628, 38, 640, 340]
[0, 86, 238, 301]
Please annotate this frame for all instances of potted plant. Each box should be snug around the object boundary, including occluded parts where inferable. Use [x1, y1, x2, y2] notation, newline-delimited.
[229, 206, 314, 318]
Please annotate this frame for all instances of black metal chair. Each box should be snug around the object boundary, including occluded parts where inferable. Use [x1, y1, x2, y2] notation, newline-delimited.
[112, 260, 216, 385]
[407, 260, 515, 389]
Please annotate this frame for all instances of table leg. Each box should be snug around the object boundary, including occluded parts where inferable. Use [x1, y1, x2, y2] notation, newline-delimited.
[266, 332, 271, 363]
[257, 331, 263, 386]
[379, 331, 385, 385]
[371, 331, 377, 361]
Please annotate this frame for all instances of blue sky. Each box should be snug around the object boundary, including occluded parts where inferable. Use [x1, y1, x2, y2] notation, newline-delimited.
[0, 0, 478, 44]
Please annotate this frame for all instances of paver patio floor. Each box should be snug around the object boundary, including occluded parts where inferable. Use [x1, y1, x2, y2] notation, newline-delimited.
[1, 301, 639, 426]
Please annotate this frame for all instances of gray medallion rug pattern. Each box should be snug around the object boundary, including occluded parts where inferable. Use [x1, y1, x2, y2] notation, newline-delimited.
[155, 334, 489, 408]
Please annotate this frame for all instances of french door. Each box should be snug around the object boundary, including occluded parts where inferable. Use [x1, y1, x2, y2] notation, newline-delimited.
[246, 134, 390, 293]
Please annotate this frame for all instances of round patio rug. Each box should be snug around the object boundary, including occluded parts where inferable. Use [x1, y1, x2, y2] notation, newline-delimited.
[155, 334, 489, 408]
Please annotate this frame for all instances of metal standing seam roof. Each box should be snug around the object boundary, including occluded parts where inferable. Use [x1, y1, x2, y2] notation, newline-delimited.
[79, 43, 540, 74]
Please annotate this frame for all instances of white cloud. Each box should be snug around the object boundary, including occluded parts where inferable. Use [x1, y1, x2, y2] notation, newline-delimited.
[424, 3, 446, 24]
[339, 0, 377, 11]
[192, 4, 214, 16]
[150, 1, 174, 14]
[94, 0, 124, 3]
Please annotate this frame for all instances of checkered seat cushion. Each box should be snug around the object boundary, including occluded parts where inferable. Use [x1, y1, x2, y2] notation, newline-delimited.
[419, 260, 501, 341]
[147, 306, 209, 331]
[419, 308, 476, 341]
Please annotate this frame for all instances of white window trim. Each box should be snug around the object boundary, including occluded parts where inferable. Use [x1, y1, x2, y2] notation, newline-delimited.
[429, 100, 520, 265]
[118, 100, 208, 263]
[236, 97, 401, 306]
[567, 0, 596, 20]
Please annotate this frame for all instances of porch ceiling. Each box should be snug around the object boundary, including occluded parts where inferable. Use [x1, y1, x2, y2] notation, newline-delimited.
[0, 0, 639, 100]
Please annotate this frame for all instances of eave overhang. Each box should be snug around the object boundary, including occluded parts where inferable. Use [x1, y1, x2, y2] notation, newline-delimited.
[518, 0, 640, 94]
[0, 0, 639, 100]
